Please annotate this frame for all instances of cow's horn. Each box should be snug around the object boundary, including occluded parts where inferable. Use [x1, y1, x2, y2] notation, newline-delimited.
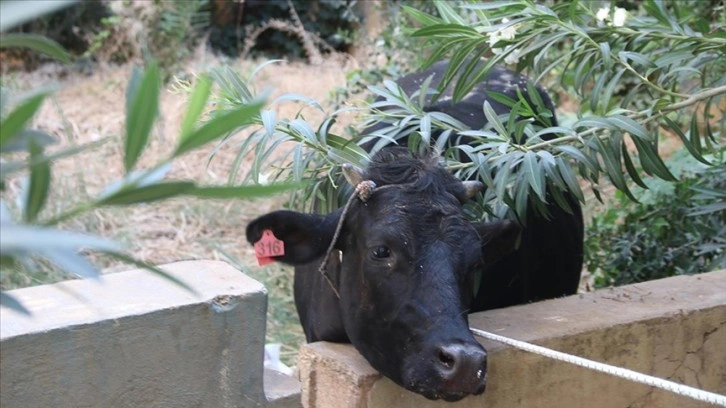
[342, 163, 366, 186]
[462, 180, 484, 198]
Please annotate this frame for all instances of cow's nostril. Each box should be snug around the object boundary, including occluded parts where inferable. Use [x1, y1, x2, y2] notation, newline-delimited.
[434, 343, 487, 396]
[438, 348, 456, 369]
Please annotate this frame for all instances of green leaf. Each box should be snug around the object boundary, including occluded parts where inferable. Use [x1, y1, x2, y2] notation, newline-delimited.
[0, 33, 71, 63]
[598, 42, 612, 70]
[523, 151, 546, 202]
[618, 51, 653, 68]
[556, 156, 585, 203]
[97, 163, 172, 201]
[42, 248, 100, 280]
[174, 100, 264, 157]
[326, 134, 369, 167]
[630, 136, 676, 181]
[180, 75, 212, 140]
[23, 142, 51, 223]
[688, 202, 726, 216]
[554, 145, 599, 172]
[595, 136, 637, 202]
[462, 1, 524, 10]
[483, 101, 508, 138]
[0, 93, 48, 147]
[402, 5, 444, 26]
[0, 129, 55, 153]
[689, 113, 703, 156]
[609, 115, 650, 141]
[434, 0, 467, 25]
[188, 183, 299, 199]
[0, 291, 31, 316]
[98, 181, 195, 206]
[621, 141, 648, 189]
[599, 68, 626, 115]
[1, 138, 109, 178]
[0, 224, 120, 254]
[106, 252, 198, 295]
[663, 117, 710, 165]
[125, 63, 161, 172]
[411, 24, 480, 39]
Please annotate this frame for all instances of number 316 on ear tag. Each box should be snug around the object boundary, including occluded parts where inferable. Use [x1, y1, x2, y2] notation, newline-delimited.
[254, 230, 285, 266]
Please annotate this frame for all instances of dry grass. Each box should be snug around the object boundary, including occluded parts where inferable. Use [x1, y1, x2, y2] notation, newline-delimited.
[3, 53, 362, 363]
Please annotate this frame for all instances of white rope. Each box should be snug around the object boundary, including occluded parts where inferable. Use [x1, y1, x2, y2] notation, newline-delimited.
[471, 327, 726, 407]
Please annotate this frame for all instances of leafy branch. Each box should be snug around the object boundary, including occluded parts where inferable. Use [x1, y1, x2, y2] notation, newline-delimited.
[206, 0, 724, 224]
[0, 44, 294, 315]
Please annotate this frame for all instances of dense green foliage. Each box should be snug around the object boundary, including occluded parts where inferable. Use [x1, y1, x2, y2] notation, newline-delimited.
[586, 150, 726, 287]
[4, 0, 362, 72]
[208, 0, 360, 58]
[220, 1, 724, 224]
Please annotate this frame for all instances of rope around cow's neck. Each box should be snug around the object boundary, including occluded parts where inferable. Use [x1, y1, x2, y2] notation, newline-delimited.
[317, 180, 378, 299]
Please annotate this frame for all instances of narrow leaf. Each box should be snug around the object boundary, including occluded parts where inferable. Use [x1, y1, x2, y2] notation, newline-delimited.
[188, 183, 299, 199]
[175, 100, 264, 156]
[0, 33, 71, 63]
[0, 291, 31, 316]
[106, 252, 198, 295]
[621, 141, 648, 189]
[0, 225, 120, 254]
[609, 115, 649, 141]
[596, 136, 637, 201]
[556, 157, 585, 203]
[630, 136, 676, 181]
[98, 182, 195, 206]
[483, 101, 508, 138]
[1, 138, 109, 178]
[125, 63, 161, 172]
[41, 249, 100, 280]
[435, 0, 467, 25]
[663, 117, 710, 165]
[523, 151, 546, 202]
[180, 75, 212, 140]
[23, 142, 51, 222]
[0, 93, 48, 147]
[0, 129, 55, 153]
[554, 145, 599, 172]
[688, 202, 726, 216]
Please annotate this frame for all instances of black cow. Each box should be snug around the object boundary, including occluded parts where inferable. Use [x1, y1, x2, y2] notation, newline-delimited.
[246, 60, 584, 401]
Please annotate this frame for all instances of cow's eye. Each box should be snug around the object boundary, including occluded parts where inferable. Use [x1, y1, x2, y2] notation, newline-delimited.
[372, 246, 391, 259]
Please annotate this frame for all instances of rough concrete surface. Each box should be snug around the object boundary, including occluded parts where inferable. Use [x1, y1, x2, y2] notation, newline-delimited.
[298, 270, 726, 408]
[0, 260, 301, 408]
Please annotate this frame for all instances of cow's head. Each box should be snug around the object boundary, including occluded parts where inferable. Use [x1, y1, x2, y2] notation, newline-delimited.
[246, 147, 519, 401]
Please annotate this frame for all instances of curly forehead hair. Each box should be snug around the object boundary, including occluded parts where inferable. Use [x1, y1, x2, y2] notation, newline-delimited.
[365, 147, 467, 202]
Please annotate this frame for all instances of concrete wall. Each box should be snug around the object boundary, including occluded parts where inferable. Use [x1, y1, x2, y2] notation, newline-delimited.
[298, 270, 726, 408]
[3, 263, 724, 408]
[0, 260, 301, 408]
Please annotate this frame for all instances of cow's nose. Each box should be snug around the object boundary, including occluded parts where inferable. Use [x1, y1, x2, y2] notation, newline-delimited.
[436, 343, 487, 395]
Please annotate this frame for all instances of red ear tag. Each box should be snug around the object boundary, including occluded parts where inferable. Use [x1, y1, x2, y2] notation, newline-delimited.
[255, 230, 285, 266]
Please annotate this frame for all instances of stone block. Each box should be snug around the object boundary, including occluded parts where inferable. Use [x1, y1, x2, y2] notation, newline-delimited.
[1, 260, 271, 408]
[297, 270, 726, 408]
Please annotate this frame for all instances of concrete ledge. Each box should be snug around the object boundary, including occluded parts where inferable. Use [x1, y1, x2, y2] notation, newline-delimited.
[0, 260, 300, 408]
[298, 270, 726, 408]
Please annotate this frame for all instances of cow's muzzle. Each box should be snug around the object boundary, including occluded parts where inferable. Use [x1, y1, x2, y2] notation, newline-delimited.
[435, 343, 487, 400]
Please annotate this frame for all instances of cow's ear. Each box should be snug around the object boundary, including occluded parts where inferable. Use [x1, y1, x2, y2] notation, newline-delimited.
[475, 220, 521, 267]
[246, 209, 342, 265]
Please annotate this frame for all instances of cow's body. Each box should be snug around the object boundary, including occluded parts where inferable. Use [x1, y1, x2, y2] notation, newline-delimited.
[246, 60, 584, 401]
